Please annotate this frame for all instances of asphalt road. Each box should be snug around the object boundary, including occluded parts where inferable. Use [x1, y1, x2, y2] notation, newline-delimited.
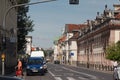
[3, 63, 112, 80]
[22, 63, 113, 80]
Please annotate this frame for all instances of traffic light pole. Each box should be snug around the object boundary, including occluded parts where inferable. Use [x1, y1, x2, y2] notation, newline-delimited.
[2, 0, 57, 32]
[1, 0, 56, 76]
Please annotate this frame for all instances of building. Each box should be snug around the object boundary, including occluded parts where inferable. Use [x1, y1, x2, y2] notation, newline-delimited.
[59, 24, 83, 65]
[0, 0, 17, 73]
[55, 4, 120, 71]
[25, 36, 32, 55]
[77, 4, 120, 71]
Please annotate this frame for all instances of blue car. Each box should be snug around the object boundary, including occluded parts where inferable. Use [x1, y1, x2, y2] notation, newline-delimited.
[26, 57, 45, 76]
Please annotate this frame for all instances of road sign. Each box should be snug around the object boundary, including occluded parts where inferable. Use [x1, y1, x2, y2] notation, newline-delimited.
[70, 52, 74, 56]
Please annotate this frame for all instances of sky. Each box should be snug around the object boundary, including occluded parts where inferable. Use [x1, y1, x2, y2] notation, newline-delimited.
[28, 0, 120, 49]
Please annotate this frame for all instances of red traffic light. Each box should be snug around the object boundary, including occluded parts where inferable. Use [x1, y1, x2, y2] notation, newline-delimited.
[69, 0, 79, 4]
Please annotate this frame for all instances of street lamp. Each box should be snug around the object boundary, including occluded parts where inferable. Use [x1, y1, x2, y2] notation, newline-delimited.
[2, 0, 57, 32]
[1, 0, 56, 76]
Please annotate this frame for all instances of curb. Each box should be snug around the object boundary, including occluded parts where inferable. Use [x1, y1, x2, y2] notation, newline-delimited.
[62, 64, 113, 74]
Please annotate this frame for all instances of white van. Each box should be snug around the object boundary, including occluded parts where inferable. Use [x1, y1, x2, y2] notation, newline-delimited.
[30, 50, 45, 58]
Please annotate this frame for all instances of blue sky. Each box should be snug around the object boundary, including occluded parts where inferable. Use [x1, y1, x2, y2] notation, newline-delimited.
[28, 0, 120, 49]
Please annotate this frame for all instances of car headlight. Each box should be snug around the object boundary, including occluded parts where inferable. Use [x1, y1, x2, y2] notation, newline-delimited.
[40, 66, 43, 69]
[43, 65, 47, 69]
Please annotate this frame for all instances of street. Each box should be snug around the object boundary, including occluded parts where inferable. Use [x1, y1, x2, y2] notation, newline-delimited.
[0, 0, 120, 80]
[20, 63, 113, 80]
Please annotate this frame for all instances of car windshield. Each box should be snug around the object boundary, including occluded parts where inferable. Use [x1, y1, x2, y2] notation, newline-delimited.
[28, 59, 43, 65]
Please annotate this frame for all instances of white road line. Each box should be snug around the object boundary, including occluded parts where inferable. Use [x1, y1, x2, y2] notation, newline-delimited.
[48, 70, 55, 76]
[54, 77, 62, 80]
[78, 77, 89, 80]
[48, 70, 62, 77]
[62, 67, 97, 80]
[67, 77, 76, 80]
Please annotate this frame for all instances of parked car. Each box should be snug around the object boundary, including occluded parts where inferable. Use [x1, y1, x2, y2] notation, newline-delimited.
[26, 57, 45, 76]
[54, 60, 60, 64]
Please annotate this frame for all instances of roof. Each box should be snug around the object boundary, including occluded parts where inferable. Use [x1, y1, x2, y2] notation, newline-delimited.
[113, 4, 120, 7]
[65, 24, 87, 33]
[58, 35, 66, 43]
[70, 32, 79, 40]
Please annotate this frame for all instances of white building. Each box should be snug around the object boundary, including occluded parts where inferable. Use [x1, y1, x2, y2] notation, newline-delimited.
[25, 36, 32, 55]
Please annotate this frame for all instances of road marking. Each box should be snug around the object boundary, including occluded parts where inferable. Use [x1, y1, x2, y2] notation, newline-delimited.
[48, 70, 55, 76]
[48, 70, 62, 77]
[54, 77, 62, 80]
[67, 77, 76, 80]
[62, 67, 97, 80]
[78, 77, 89, 80]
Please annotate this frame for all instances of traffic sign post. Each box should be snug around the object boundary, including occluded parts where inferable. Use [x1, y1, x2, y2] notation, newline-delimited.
[70, 52, 74, 65]
[1, 53, 5, 75]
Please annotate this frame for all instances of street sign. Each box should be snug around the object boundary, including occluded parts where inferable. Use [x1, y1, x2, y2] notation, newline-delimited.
[70, 52, 74, 56]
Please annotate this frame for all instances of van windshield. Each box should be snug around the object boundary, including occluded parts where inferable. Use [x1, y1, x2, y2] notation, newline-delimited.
[28, 59, 43, 65]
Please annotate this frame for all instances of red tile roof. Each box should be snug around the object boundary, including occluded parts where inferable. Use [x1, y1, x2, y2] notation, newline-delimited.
[65, 24, 87, 33]
[58, 35, 66, 43]
[70, 32, 79, 40]
[113, 4, 120, 7]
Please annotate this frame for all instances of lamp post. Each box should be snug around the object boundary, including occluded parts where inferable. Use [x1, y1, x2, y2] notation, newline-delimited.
[1, 0, 56, 76]
[2, 0, 56, 32]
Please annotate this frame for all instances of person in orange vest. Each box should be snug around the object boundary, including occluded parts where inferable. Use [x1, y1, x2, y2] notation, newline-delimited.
[17, 58, 22, 70]
[15, 58, 23, 76]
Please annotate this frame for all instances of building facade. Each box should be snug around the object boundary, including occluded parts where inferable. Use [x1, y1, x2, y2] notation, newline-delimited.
[55, 4, 120, 71]
[0, 0, 17, 72]
[77, 4, 120, 71]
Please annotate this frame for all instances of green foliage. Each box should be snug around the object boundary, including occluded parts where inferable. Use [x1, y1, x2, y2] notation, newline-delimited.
[106, 41, 120, 61]
[17, 0, 34, 53]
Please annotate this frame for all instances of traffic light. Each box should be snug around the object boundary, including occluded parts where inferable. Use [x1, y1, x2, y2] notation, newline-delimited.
[69, 0, 79, 4]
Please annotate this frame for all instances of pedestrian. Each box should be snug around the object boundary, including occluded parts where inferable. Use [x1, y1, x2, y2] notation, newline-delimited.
[15, 58, 23, 77]
[17, 58, 22, 70]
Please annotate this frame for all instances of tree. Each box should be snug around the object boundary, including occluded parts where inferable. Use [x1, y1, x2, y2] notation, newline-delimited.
[106, 41, 120, 61]
[17, 0, 34, 53]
